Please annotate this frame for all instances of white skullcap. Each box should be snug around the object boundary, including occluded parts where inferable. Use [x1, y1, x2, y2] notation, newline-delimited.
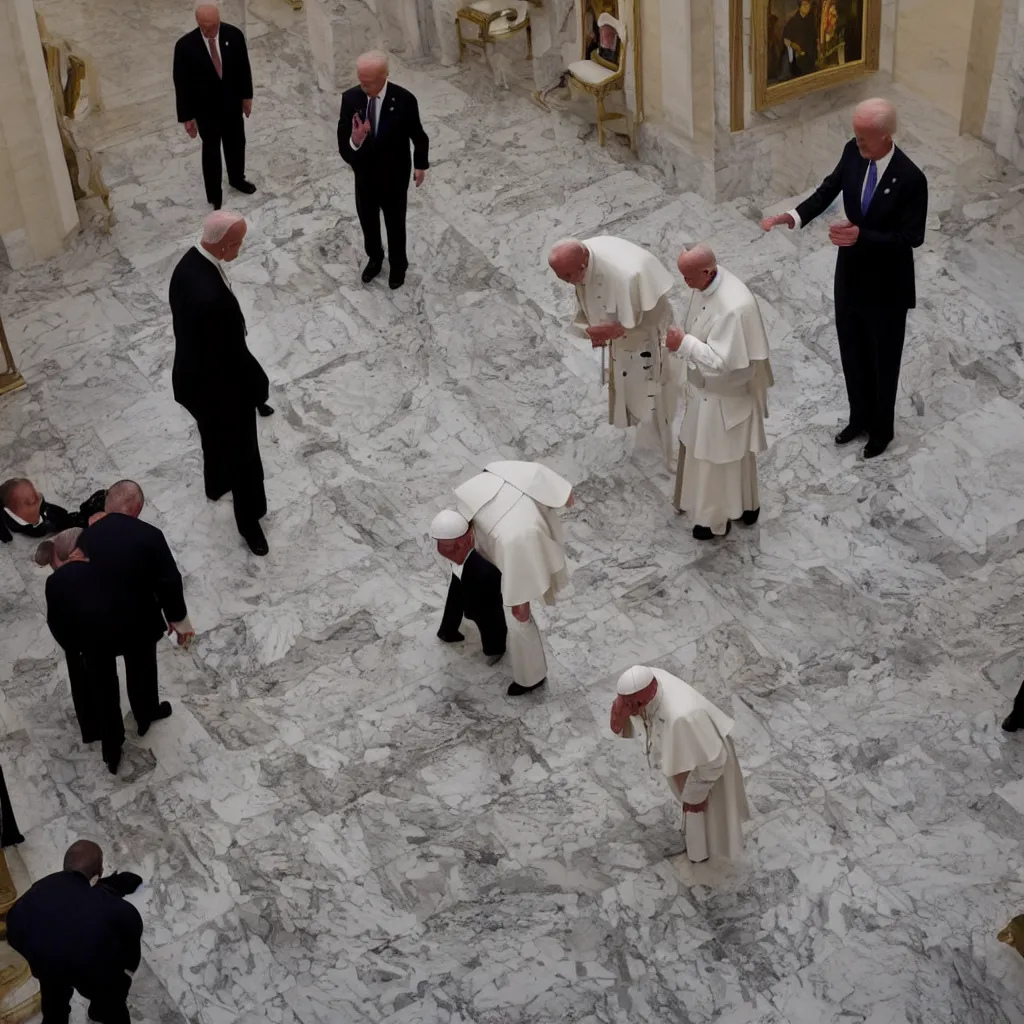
[430, 509, 470, 540]
[616, 665, 656, 695]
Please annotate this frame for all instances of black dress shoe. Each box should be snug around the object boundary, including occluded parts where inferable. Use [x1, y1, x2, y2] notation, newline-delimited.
[98, 870, 143, 897]
[508, 678, 546, 697]
[863, 438, 890, 459]
[362, 260, 383, 283]
[257, 403, 275, 417]
[137, 701, 172, 737]
[242, 524, 269, 556]
[106, 748, 122, 775]
[438, 631, 465, 643]
[229, 179, 257, 195]
[693, 521, 731, 541]
[1003, 715, 1022, 733]
[210, 197, 222, 211]
[835, 425, 866, 445]
[740, 508, 760, 526]
[389, 271, 406, 290]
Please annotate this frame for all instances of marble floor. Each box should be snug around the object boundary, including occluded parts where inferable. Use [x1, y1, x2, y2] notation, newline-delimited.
[4, 1, 1024, 1021]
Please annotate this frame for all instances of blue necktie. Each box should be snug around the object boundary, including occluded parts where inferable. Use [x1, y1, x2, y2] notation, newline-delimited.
[861, 160, 877, 215]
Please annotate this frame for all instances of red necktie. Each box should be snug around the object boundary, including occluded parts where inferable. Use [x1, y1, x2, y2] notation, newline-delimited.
[208, 36, 222, 78]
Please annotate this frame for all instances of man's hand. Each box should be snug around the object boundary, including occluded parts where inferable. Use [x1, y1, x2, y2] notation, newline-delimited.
[351, 112, 371, 147]
[586, 322, 626, 348]
[168, 623, 195, 649]
[184, 119, 198, 139]
[609, 695, 631, 735]
[666, 326, 684, 352]
[511, 602, 531, 623]
[760, 212, 795, 232]
[828, 220, 860, 247]
[683, 797, 710, 813]
[88, 511, 107, 526]
[242, 99, 253, 118]
[565, 490, 575, 508]
[414, 169, 426, 188]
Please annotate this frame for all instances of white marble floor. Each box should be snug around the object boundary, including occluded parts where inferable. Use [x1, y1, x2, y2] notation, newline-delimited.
[4, 1, 1024, 1021]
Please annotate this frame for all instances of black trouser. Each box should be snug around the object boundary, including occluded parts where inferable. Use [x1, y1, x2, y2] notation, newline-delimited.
[834, 296, 908, 444]
[39, 970, 131, 1024]
[67, 651, 101, 743]
[355, 184, 408, 273]
[195, 413, 267, 534]
[1009, 680, 1024, 723]
[90, 642, 160, 739]
[437, 577, 506, 657]
[196, 112, 246, 204]
[76, 652, 126, 765]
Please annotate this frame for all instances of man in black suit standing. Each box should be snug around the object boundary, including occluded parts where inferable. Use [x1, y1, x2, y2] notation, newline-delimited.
[173, 1, 257, 209]
[337, 50, 429, 290]
[7, 840, 143, 1024]
[169, 211, 272, 554]
[761, 97, 927, 458]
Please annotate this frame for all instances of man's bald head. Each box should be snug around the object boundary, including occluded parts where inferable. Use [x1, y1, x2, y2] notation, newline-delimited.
[677, 244, 717, 291]
[548, 239, 590, 284]
[104, 480, 144, 517]
[201, 211, 247, 261]
[356, 50, 389, 97]
[853, 98, 896, 160]
[64, 839, 103, 880]
[195, 1, 220, 36]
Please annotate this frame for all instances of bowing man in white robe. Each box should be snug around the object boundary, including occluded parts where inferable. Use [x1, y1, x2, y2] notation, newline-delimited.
[610, 665, 750, 862]
[667, 244, 774, 541]
[548, 237, 678, 466]
[452, 460, 573, 696]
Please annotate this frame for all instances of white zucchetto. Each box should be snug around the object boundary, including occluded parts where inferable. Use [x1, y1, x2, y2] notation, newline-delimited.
[429, 509, 470, 540]
[617, 665, 656, 695]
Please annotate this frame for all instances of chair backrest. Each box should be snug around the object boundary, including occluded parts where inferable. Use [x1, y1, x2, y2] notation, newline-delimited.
[581, 0, 626, 73]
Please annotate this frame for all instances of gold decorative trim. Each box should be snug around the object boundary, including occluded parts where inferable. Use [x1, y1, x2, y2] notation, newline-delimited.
[751, 0, 881, 113]
[0, 317, 25, 399]
[729, 0, 744, 132]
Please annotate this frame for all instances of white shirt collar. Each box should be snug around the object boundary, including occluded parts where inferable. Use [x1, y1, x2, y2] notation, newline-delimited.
[3, 507, 31, 526]
[702, 270, 724, 298]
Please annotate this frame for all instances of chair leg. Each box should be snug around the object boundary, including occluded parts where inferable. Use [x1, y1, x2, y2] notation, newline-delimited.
[526, 22, 533, 60]
[596, 96, 606, 146]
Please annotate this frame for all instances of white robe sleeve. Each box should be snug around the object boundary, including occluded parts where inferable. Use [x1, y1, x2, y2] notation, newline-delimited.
[571, 295, 591, 337]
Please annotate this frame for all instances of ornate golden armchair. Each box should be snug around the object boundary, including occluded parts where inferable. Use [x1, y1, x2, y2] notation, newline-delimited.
[567, 0, 630, 147]
[456, 0, 536, 63]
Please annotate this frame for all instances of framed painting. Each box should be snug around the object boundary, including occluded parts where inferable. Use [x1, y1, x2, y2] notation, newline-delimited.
[751, 0, 881, 112]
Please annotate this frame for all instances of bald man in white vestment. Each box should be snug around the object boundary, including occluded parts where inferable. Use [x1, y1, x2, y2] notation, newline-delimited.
[436, 461, 573, 696]
[610, 665, 750, 862]
[549, 238, 678, 465]
[667, 245, 773, 541]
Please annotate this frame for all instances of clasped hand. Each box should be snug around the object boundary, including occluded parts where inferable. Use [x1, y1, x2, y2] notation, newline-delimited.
[168, 623, 195, 650]
[828, 219, 860, 247]
[511, 602, 531, 623]
[586, 322, 625, 348]
[351, 112, 372, 146]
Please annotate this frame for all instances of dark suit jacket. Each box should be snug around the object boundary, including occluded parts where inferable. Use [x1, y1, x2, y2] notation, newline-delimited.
[795, 140, 928, 309]
[7, 871, 143, 983]
[438, 550, 506, 654]
[46, 561, 131, 657]
[169, 247, 269, 422]
[173, 23, 253, 124]
[337, 82, 429, 195]
[76, 513, 188, 643]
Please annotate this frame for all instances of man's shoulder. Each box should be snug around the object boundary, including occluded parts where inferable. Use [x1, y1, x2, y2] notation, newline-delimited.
[220, 21, 245, 39]
[892, 146, 926, 182]
[341, 84, 365, 105]
[174, 28, 199, 50]
[387, 82, 416, 103]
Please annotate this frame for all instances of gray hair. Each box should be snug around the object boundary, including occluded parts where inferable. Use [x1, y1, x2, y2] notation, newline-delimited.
[104, 479, 144, 514]
[52, 527, 83, 564]
[201, 210, 245, 245]
[356, 49, 389, 73]
[855, 98, 897, 135]
[194, 0, 219, 11]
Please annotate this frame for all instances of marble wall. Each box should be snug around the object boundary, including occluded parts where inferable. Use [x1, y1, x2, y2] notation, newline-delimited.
[982, 0, 1024, 172]
[0, 0, 79, 269]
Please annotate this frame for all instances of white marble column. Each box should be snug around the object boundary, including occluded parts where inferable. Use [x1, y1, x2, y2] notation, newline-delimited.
[0, 0, 79, 269]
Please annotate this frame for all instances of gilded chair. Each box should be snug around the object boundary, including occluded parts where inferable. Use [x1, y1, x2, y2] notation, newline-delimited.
[456, 0, 535, 63]
[567, 1, 630, 147]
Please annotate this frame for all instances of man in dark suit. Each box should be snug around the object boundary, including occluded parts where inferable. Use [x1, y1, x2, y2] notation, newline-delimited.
[429, 510, 508, 675]
[337, 50, 429, 290]
[169, 212, 272, 554]
[761, 97, 927, 458]
[0, 477, 106, 544]
[173, 1, 256, 209]
[7, 840, 143, 1024]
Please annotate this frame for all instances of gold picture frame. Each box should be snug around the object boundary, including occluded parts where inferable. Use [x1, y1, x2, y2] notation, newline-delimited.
[752, 0, 880, 112]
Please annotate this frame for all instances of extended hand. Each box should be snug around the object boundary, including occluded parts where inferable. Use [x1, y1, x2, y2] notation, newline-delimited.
[511, 602, 531, 623]
[243, 99, 253, 118]
[828, 220, 860, 247]
[351, 112, 371, 146]
[87, 511, 107, 526]
[759, 212, 795, 232]
[609, 696, 630, 734]
[168, 624, 195, 649]
[586, 322, 626, 347]
[666, 326, 684, 352]
[414, 169, 426, 188]
[184, 119, 198, 139]
[683, 797, 710, 813]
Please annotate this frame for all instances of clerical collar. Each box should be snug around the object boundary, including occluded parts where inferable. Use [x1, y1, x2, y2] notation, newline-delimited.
[702, 270, 723, 298]
[3, 507, 31, 526]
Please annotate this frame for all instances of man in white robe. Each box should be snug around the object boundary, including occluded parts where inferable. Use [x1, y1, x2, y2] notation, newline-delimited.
[667, 244, 773, 540]
[436, 460, 573, 696]
[610, 665, 750, 862]
[548, 237, 678, 465]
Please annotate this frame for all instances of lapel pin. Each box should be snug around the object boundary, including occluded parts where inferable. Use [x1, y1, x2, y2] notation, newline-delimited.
[884, 188, 890, 194]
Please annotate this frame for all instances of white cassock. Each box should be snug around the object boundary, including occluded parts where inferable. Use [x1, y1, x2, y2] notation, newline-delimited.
[619, 670, 750, 862]
[572, 236, 678, 466]
[675, 266, 773, 535]
[454, 461, 572, 687]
